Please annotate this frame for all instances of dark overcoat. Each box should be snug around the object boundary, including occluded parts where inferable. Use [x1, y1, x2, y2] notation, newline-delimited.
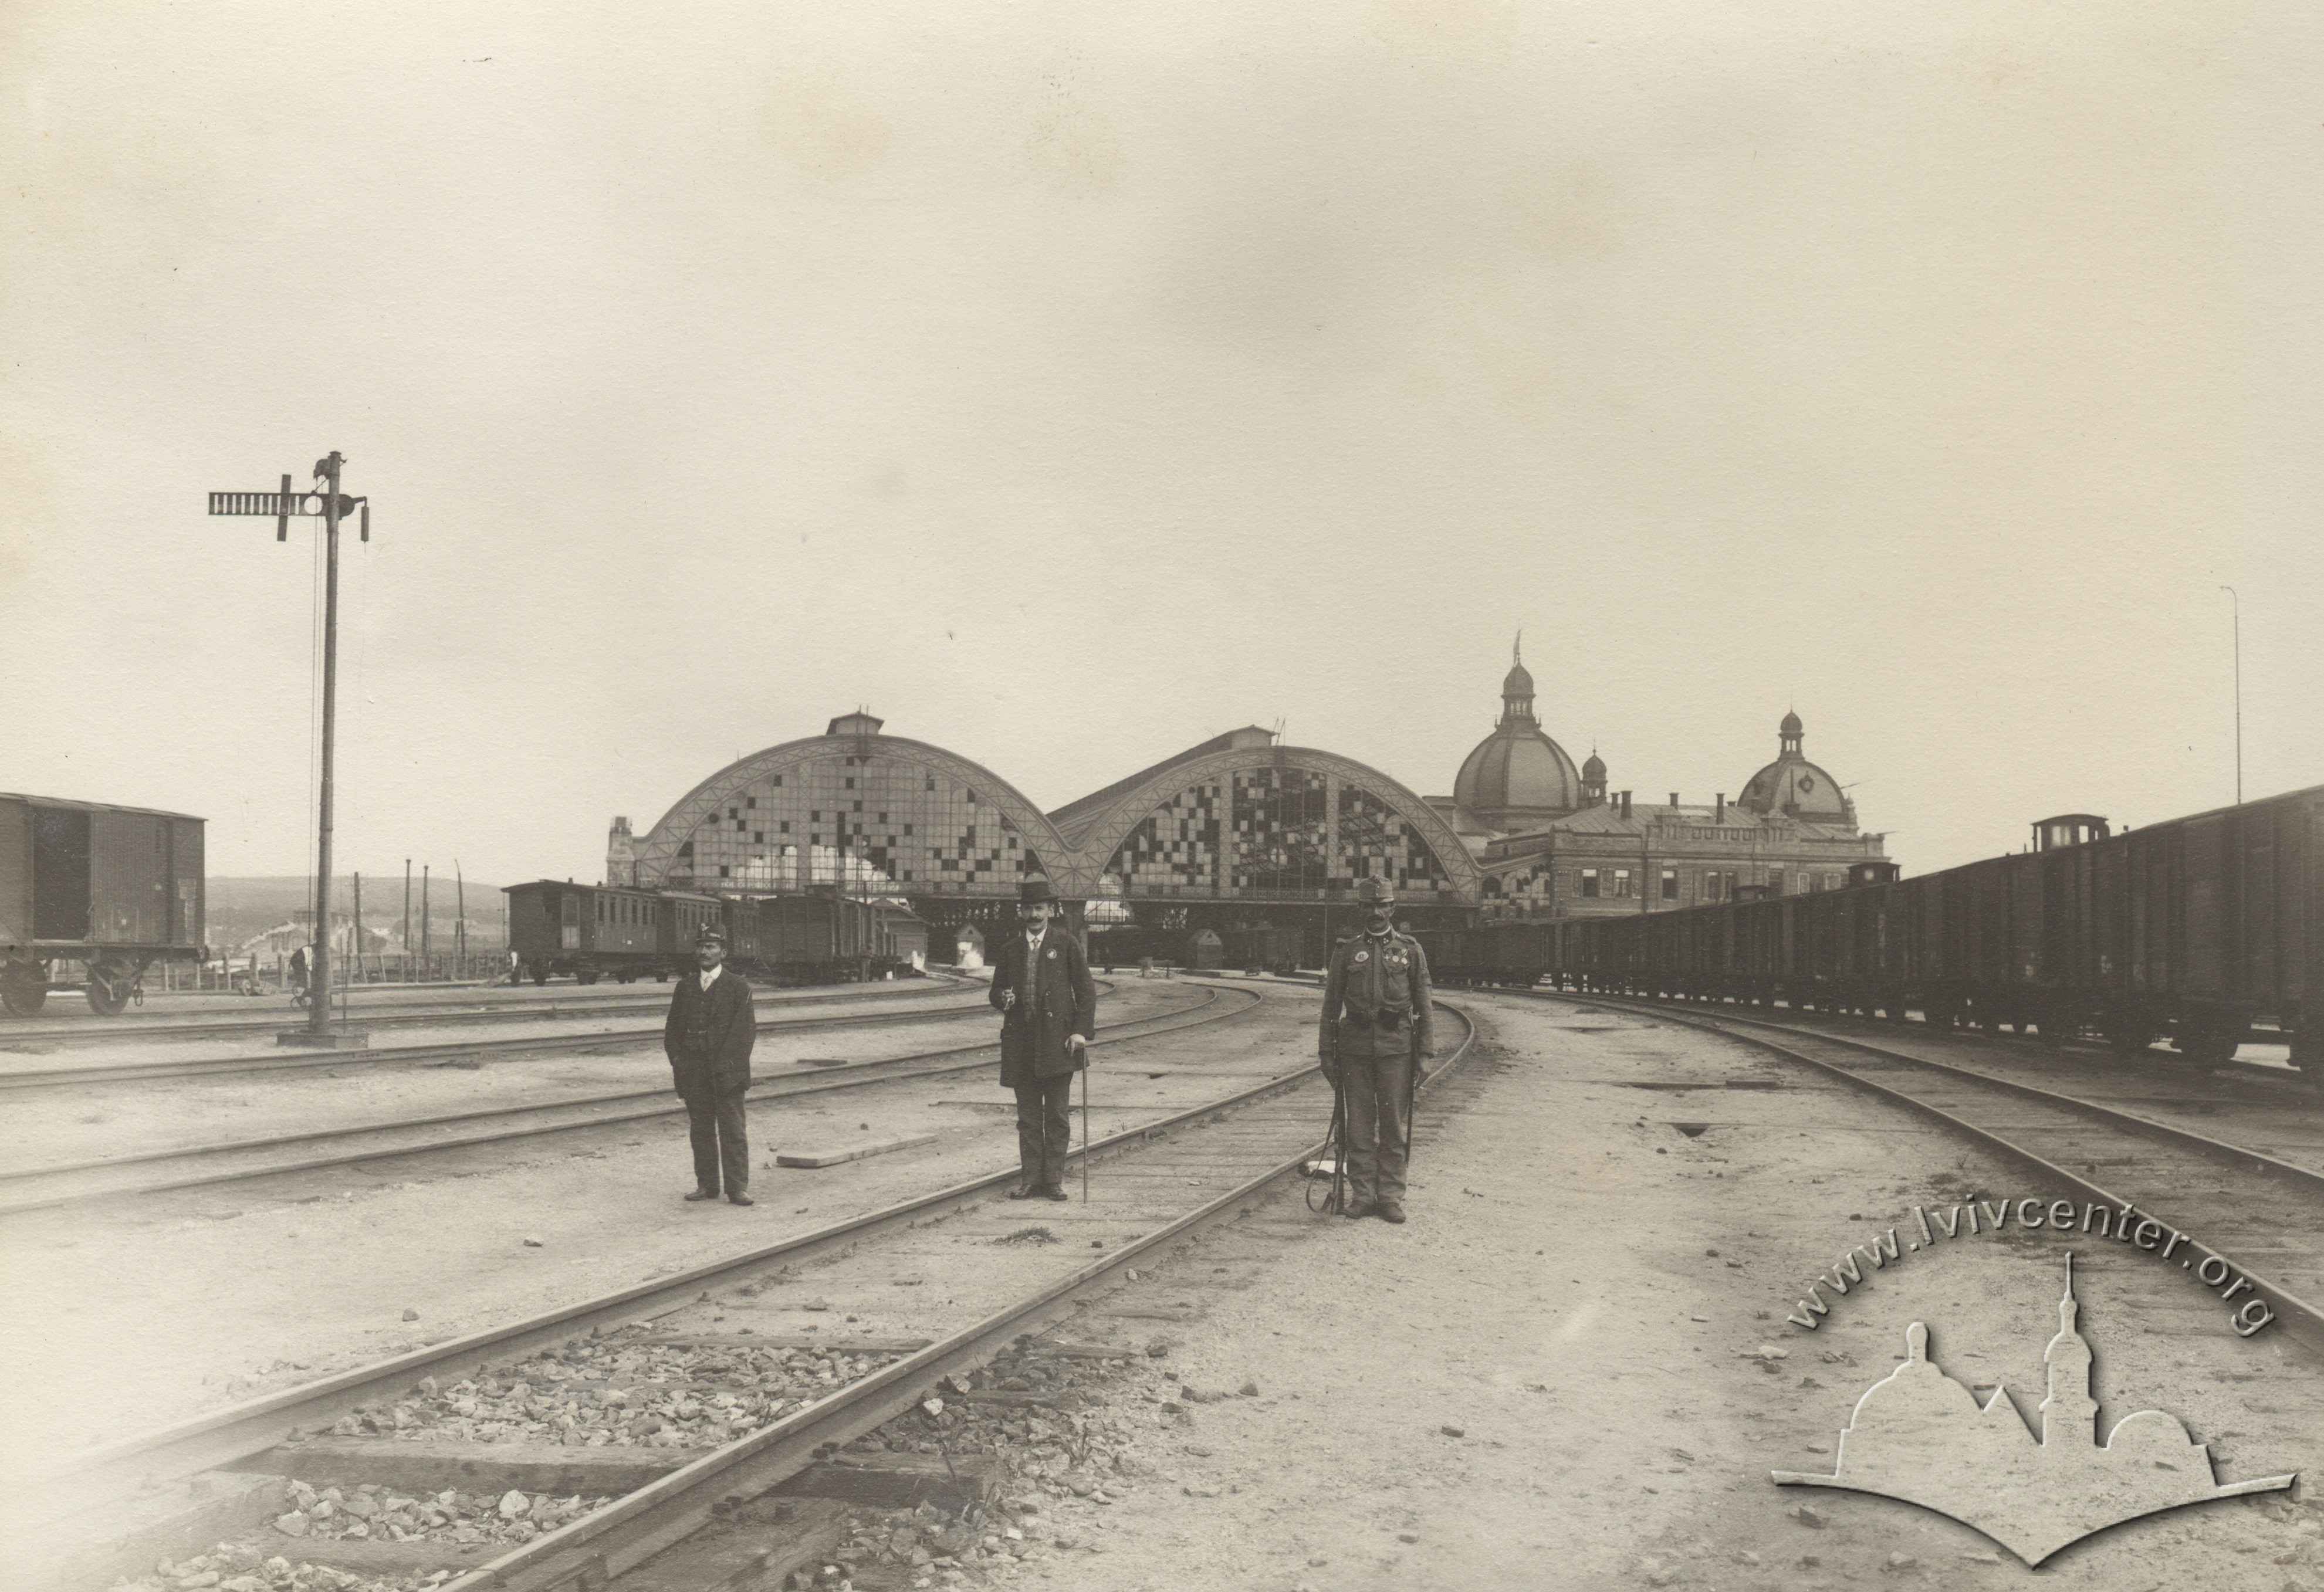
[664, 966, 756, 1097]
[989, 928, 1097, 1089]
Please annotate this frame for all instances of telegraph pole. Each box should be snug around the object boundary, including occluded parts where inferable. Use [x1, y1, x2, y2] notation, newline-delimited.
[209, 452, 371, 1047]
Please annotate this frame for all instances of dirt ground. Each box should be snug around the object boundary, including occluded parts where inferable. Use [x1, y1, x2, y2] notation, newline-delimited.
[16, 984, 2324, 1592]
[977, 993, 2324, 1592]
[0, 975, 1270, 1467]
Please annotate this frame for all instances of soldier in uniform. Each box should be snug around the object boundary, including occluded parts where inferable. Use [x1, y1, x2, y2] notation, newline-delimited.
[663, 928, 757, 1206]
[1318, 877, 1433, 1223]
[989, 880, 1097, 1199]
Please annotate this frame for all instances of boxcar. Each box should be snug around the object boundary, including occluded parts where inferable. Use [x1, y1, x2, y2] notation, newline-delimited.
[1220, 925, 1303, 975]
[1, 792, 205, 1015]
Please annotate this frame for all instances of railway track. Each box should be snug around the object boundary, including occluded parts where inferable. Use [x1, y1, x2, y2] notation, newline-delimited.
[0, 987, 1029, 1092]
[0, 977, 976, 1051]
[1510, 987, 2324, 1354]
[29, 994, 1479, 1592]
[0, 984, 1256, 1217]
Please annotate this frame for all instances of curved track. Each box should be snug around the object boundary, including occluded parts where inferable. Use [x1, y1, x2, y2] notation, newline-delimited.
[29, 994, 1479, 1592]
[1508, 988, 2324, 1355]
[0, 984, 1254, 1215]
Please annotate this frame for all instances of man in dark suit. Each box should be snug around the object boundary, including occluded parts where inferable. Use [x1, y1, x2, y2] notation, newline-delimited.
[989, 880, 1097, 1200]
[664, 928, 756, 1206]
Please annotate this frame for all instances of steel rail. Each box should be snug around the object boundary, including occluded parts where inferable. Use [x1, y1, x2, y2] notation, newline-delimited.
[1520, 983, 2315, 1090]
[0, 978, 976, 1048]
[36, 984, 1287, 1505]
[1515, 989, 2324, 1355]
[438, 1000, 1478, 1592]
[0, 985, 1253, 1217]
[0, 990, 1029, 1092]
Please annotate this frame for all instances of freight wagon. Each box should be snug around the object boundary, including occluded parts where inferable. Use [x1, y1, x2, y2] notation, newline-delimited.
[505, 882, 921, 987]
[1219, 925, 1304, 975]
[1, 792, 205, 1015]
[1421, 787, 2321, 1080]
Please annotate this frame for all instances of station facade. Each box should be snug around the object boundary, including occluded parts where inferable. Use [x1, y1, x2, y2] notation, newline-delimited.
[607, 650, 1887, 956]
[1426, 646, 1890, 922]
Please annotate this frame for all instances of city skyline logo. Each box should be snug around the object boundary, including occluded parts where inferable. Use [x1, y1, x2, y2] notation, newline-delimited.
[1771, 1255, 2296, 1566]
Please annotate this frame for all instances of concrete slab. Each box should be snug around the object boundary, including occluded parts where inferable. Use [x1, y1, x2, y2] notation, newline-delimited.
[774, 1133, 940, 1168]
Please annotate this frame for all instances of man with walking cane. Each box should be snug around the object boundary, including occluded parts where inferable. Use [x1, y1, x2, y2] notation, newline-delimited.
[990, 880, 1097, 1201]
[1318, 877, 1433, 1224]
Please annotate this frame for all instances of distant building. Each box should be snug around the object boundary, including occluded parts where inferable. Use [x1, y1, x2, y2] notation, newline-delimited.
[1426, 643, 1890, 920]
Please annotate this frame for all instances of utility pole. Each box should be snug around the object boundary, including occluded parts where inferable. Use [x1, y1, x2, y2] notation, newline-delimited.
[353, 872, 364, 984]
[2220, 585, 2242, 804]
[209, 452, 371, 1048]
[422, 865, 432, 980]
[456, 861, 468, 982]
[403, 859, 412, 983]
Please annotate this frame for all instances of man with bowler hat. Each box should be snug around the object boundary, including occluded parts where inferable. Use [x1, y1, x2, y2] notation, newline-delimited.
[1318, 876, 1433, 1223]
[989, 880, 1096, 1200]
[664, 927, 756, 1206]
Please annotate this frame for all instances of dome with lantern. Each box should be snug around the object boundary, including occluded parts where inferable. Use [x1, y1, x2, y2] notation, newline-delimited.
[1738, 710, 1853, 825]
[1452, 638, 1582, 828]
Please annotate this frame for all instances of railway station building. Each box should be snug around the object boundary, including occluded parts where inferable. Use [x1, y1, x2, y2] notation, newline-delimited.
[1426, 649, 1890, 921]
[605, 653, 1884, 957]
[608, 711, 1480, 958]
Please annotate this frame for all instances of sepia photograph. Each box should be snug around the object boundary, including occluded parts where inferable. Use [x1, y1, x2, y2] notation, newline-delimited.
[4, 4, 2320, 1589]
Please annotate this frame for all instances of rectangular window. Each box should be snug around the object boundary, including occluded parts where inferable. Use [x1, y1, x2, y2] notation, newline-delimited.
[779, 822, 790, 834]
[1661, 869, 1678, 901]
[773, 775, 783, 787]
[1768, 869, 1784, 895]
[1580, 869, 1600, 899]
[745, 797, 756, 809]
[903, 824, 913, 836]
[845, 778, 855, 790]
[1826, 872, 1844, 891]
[1613, 869, 1633, 898]
[1703, 870, 1721, 901]
[753, 832, 763, 844]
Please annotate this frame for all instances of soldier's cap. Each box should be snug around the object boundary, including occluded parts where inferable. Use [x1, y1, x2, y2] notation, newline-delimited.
[695, 929, 726, 947]
[1352, 878, 1396, 906]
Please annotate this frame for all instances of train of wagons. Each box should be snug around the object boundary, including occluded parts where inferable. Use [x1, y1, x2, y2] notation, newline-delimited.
[505, 880, 929, 986]
[1, 791, 207, 1015]
[1415, 783, 2320, 1080]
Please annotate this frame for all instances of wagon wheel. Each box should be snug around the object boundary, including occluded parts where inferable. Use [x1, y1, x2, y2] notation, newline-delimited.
[577, 970, 601, 986]
[85, 969, 133, 1017]
[531, 967, 549, 986]
[2296, 1034, 2323, 1092]
[1, 968, 46, 1017]
[2172, 1028, 2237, 1069]
[2106, 1025, 2154, 1058]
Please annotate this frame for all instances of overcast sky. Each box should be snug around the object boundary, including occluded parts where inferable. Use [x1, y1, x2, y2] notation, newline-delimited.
[5, 1, 2317, 891]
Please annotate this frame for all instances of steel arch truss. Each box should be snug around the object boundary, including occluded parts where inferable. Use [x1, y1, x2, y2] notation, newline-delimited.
[1072, 746, 1483, 907]
[631, 734, 1091, 897]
